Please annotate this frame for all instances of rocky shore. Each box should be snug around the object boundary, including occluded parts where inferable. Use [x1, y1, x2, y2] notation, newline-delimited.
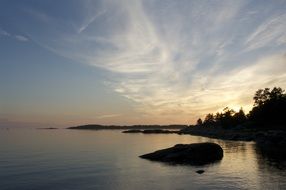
[179, 127, 256, 141]
[125, 126, 286, 146]
[123, 126, 286, 155]
[179, 126, 286, 147]
[178, 127, 286, 159]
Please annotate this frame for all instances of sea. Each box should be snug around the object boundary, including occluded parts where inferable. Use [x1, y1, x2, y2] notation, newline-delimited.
[0, 128, 286, 190]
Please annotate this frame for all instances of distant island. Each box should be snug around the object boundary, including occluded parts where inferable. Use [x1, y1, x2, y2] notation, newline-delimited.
[37, 127, 58, 130]
[67, 124, 187, 130]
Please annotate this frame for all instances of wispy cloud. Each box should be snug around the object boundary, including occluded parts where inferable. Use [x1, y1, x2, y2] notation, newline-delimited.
[15, 0, 286, 123]
[0, 28, 29, 42]
[15, 35, 29, 42]
[96, 114, 121, 119]
[0, 28, 10, 36]
[78, 10, 106, 33]
[244, 13, 286, 51]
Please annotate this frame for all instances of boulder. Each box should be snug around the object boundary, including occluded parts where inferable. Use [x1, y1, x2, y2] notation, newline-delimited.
[196, 170, 205, 174]
[140, 142, 223, 165]
[122, 129, 142, 133]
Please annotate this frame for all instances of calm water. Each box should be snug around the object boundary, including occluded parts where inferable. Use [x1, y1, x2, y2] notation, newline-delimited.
[0, 129, 286, 190]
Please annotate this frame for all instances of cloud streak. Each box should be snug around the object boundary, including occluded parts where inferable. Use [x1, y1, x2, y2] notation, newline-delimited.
[0, 28, 10, 36]
[15, 0, 286, 123]
[244, 13, 286, 51]
[96, 114, 121, 119]
[0, 28, 29, 42]
[15, 35, 29, 42]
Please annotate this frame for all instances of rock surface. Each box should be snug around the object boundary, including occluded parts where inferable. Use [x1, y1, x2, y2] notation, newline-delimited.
[140, 142, 223, 165]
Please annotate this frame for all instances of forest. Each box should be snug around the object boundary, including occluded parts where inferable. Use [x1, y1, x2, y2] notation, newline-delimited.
[197, 87, 286, 129]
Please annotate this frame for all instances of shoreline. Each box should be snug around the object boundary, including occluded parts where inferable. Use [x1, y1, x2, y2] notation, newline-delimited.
[123, 126, 286, 154]
[179, 127, 257, 141]
[68, 124, 286, 145]
[67, 124, 286, 155]
[179, 127, 286, 157]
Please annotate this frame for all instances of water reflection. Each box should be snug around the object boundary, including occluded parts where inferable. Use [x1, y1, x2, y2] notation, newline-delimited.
[0, 129, 286, 190]
[255, 144, 286, 170]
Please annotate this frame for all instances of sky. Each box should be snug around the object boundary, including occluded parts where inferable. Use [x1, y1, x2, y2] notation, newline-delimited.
[0, 0, 286, 127]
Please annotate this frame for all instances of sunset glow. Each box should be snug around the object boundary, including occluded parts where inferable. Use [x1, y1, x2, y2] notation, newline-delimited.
[0, 0, 285, 127]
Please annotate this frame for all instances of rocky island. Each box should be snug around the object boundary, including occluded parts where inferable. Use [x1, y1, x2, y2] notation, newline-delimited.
[140, 142, 223, 165]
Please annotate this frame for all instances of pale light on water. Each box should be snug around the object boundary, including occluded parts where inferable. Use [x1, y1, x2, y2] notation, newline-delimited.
[0, 129, 286, 190]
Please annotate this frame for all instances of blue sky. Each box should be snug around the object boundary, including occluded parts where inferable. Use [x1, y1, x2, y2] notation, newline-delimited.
[0, 0, 286, 127]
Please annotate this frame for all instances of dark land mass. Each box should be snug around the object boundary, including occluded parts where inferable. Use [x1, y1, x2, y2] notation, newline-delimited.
[122, 129, 178, 134]
[177, 87, 286, 157]
[179, 126, 258, 141]
[179, 126, 286, 146]
[122, 125, 286, 149]
[37, 127, 58, 130]
[140, 142, 223, 165]
[179, 126, 286, 162]
[67, 124, 187, 130]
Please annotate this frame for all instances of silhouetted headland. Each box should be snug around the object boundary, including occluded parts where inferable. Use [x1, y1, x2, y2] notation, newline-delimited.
[140, 142, 223, 165]
[67, 124, 187, 130]
[178, 87, 286, 158]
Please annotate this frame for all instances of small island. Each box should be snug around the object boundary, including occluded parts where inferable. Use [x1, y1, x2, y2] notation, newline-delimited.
[140, 142, 223, 165]
[67, 124, 187, 130]
[122, 129, 178, 134]
[37, 127, 58, 130]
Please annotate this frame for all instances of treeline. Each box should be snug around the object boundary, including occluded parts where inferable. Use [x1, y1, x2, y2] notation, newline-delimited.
[197, 87, 286, 129]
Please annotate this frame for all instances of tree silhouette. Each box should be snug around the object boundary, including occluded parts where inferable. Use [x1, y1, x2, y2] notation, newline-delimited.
[197, 118, 203, 125]
[196, 87, 286, 130]
[249, 87, 286, 128]
[233, 108, 247, 124]
[203, 113, 215, 126]
[220, 107, 236, 128]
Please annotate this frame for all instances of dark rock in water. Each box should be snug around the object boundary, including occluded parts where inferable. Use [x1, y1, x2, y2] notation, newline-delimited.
[196, 170, 205, 174]
[37, 127, 58, 130]
[122, 129, 143, 133]
[142, 129, 177, 134]
[139, 142, 223, 165]
[122, 129, 178, 134]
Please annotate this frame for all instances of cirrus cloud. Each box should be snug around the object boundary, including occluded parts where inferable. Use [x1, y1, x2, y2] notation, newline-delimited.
[15, 0, 286, 123]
